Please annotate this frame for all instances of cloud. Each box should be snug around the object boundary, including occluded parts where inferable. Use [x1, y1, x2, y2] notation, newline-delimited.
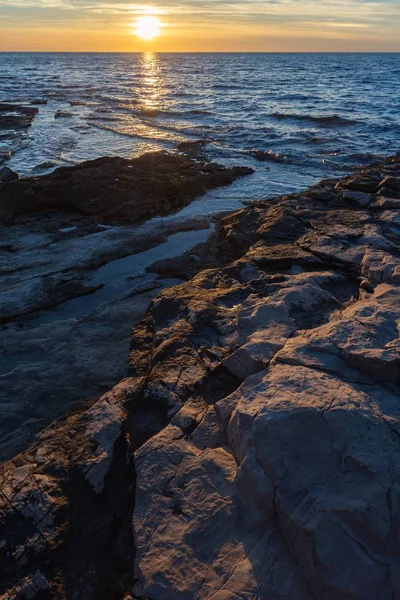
[0, 0, 399, 50]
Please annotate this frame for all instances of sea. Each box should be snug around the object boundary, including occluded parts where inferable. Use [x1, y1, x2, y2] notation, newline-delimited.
[1, 52, 400, 209]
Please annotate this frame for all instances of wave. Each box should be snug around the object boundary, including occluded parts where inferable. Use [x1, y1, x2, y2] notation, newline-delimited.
[132, 107, 212, 119]
[87, 120, 178, 144]
[270, 112, 359, 127]
[309, 136, 334, 145]
[88, 111, 213, 140]
[212, 83, 243, 90]
[91, 98, 212, 120]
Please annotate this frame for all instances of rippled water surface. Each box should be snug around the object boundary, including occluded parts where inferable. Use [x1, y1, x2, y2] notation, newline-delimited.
[1, 52, 399, 202]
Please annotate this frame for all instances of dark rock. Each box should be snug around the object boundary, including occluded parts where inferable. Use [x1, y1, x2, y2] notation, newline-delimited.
[249, 149, 287, 163]
[0, 103, 38, 130]
[307, 186, 337, 202]
[0, 150, 12, 165]
[0, 244, 14, 253]
[0, 166, 18, 182]
[342, 189, 372, 206]
[0, 152, 254, 224]
[54, 110, 73, 119]
[177, 139, 211, 160]
[379, 186, 400, 201]
[345, 176, 379, 193]
[147, 237, 220, 280]
[376, 195, 400, 209]
[380, 175, 400, 192]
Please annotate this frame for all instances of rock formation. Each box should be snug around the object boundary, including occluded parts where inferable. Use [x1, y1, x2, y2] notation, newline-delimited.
[0, 103, 38, 132]
[1, 154, 400, 599]
[0, 152, 253, 224]
[0, 167, 18, 182]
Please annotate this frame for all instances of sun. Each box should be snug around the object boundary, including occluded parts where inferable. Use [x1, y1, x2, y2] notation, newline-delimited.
[135, 16, 161, 40]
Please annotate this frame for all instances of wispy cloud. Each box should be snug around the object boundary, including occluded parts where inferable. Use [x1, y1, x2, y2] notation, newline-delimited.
[0, 0, 399, 50]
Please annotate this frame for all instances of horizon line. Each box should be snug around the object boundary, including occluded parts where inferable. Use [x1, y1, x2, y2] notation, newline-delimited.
[1, 50, 400, 54]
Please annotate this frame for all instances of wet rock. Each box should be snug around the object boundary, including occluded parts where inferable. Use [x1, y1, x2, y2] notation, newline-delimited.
[0, 103, 38, 130]
[54, 110, 73, 119]
[0, 166, 18, 182]
[0, 272, 104, 322]
[0, 204, 221, 461]
[249, 149, 287, 163]
[177, 139, 211, 160]
[0, 152, 254, 224]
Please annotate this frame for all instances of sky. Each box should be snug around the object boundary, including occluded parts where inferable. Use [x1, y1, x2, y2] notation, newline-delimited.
[0, 0, 399, 52]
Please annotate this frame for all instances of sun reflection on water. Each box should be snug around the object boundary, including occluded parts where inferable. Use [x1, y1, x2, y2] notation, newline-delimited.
[138, 52, 163, 112]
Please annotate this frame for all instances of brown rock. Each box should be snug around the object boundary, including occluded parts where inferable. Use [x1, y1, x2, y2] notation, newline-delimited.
[2, 152, 400, 599]
[0, 152, 253, 224]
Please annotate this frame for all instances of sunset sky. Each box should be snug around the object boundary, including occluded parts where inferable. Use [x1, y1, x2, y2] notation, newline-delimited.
[1, 0, 399, 52]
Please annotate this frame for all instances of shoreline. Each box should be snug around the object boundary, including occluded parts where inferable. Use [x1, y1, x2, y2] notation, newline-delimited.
[0, 151, 252, 460]
[1, 152, 400, 598]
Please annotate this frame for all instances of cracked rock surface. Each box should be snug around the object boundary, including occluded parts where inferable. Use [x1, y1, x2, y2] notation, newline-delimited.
[2, 154, 400, 599]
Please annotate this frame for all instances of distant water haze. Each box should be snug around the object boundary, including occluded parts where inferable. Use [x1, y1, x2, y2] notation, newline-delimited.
[1, 52, 400, 203]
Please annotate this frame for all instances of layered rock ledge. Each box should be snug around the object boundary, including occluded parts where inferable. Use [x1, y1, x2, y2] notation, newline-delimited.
[2, 154, 400, 599]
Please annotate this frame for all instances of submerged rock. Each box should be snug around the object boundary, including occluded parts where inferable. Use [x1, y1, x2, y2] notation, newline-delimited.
[249, 148, 287, 163]
[1, 153, 400, 598]
[54, 109, 74, 119]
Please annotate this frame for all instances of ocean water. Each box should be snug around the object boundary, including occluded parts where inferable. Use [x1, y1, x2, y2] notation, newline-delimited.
[1, 52, 400, 204]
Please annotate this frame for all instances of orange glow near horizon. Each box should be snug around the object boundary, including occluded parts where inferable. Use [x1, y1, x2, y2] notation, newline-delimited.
[0, 1, 399, 53]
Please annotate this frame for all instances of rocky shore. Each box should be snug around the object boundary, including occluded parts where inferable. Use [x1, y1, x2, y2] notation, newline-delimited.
[2, 153, 400, 599]
[0, 152, 252, 460]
